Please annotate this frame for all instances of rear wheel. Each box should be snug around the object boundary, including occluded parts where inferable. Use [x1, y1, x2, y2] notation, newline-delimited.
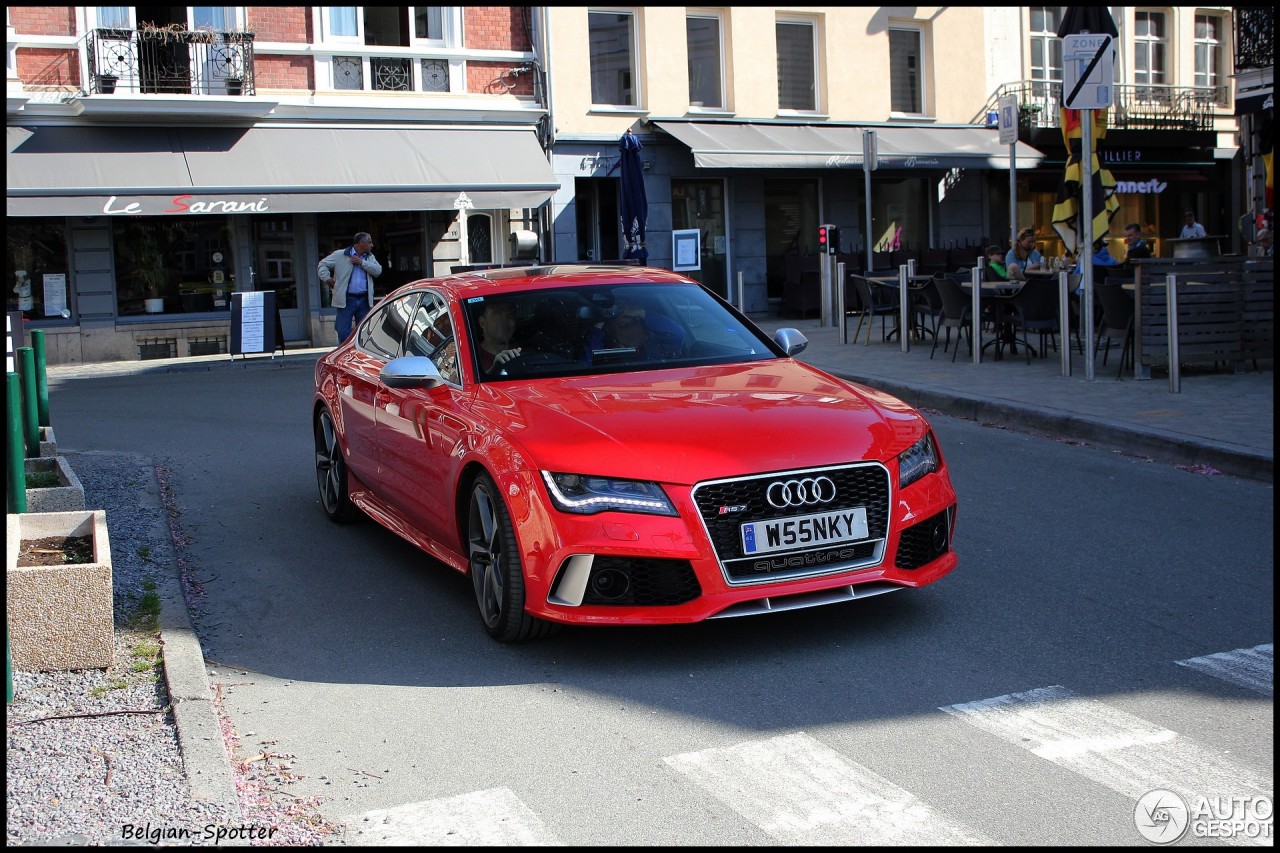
[466, 472, 559, 642]
[315, 408, 359, 523]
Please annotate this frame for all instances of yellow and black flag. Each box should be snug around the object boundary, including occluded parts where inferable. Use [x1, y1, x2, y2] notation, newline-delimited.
[1050, 106, 1120, 255]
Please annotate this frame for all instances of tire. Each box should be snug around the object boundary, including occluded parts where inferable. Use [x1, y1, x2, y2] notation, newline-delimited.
[466, 472, 559, 642]
[314, 407, 359, 523]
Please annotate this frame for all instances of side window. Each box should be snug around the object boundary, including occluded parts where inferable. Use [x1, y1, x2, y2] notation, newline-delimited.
[406, 292, 460, 384]
[359, 293, 418, 359]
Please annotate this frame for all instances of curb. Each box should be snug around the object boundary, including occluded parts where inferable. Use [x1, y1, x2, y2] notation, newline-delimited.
[144, 467, 243, 820]
[831, 370, 1272, 483]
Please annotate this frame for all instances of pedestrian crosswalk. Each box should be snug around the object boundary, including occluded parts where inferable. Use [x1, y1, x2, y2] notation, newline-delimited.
[1176, 643, 1273, 697]
[341, 644, 1273, 845]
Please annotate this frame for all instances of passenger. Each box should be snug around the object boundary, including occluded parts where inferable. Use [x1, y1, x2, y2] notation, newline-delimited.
[601, 302, 651, 351]
[475, 301, 521, 372]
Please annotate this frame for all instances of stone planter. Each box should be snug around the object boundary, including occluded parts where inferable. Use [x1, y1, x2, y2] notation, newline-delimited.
[39, 425, 57, 458]
[24, 455, 86, 512]
[7, 509, 114, 671]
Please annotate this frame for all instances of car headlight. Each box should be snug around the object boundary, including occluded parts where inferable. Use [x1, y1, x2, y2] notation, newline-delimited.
[898, 432, 939, 489]
[541, 471, 678, 516]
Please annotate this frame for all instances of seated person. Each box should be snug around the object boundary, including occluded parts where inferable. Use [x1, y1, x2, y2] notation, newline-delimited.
[983, 246, 1008, 281]
[474, 300, 521, 373]
[1091, 240, 1121, 285]
[1122, 222, 1152, 264]
[1005, 227, 1044, 280]
[583, 300, 685, 364]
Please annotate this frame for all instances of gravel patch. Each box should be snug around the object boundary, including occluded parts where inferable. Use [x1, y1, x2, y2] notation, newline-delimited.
[6, 451, 342, 846]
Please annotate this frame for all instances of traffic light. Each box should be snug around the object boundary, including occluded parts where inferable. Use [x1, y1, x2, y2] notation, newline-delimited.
[818, 224, 840, 255]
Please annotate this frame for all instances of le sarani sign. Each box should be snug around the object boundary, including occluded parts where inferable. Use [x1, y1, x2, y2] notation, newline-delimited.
[101, 194, 271, 215]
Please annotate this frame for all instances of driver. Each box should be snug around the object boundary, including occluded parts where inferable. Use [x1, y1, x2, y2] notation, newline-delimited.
[475, 300, 521, 373]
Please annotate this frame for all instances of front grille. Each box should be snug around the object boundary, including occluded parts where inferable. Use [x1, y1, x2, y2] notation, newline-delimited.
[691, 463, 891, 584]
[580, 556, 701, 606]
[895, 508, 952, 570]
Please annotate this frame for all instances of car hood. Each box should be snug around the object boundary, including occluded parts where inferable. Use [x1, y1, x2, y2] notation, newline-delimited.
[469, 360, 926, 484]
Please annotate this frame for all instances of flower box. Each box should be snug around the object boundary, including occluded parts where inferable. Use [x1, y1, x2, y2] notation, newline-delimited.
[24, 455, 86, 513]
[39, 425, 57, 457]
[7, 509, 114, 671]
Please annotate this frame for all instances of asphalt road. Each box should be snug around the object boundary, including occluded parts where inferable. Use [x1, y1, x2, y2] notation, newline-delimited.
[47, 363, 1274, 845]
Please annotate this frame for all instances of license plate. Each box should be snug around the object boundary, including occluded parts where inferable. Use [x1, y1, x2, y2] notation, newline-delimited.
[741, 508, 870, 555]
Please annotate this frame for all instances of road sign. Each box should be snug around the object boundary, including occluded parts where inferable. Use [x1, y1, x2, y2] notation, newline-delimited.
[997, 94, 1018, 145]
[862, 129, 878, 171]
[1062, 34, 1114, 110]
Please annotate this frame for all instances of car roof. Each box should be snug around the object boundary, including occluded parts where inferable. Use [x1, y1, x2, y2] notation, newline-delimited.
[403, 264, 697, 301]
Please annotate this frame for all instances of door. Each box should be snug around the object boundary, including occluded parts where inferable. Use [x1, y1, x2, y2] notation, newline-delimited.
[253, 218, 305, 341]
[671, 179, 728, 298]
[764, 179, 820, 301]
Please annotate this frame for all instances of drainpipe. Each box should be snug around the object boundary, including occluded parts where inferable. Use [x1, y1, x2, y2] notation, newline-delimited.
[535, 6, 556, 262]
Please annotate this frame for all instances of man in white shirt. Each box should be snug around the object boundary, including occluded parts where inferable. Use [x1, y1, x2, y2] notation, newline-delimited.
[1179, 211, 1206, 239]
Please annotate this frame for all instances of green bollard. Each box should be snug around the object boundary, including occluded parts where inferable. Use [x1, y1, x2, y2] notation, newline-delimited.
[7, 372, 27, 513]
[31, 329, 50, 428]
[17, 347, 39, 459]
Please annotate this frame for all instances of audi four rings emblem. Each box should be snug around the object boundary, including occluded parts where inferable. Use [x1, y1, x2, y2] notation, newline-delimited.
[765, 476, 837, 508]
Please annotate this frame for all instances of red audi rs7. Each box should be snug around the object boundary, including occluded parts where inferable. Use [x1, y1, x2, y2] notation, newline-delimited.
[313, 264, 957, 641]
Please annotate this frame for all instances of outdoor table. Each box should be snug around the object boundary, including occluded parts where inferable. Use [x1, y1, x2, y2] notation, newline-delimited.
[958, 278, 1028, 360]
[867, 273, 935, 344]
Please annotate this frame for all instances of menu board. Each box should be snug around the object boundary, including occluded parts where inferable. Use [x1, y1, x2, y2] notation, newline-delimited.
[229, 291, 284, 357]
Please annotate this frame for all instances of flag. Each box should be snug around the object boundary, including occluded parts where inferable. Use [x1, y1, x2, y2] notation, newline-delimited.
[1051, 107, 1120, 254]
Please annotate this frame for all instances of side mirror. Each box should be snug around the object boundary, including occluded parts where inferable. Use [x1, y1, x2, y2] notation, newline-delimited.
[380, 356, 445, 389]
[773, 328, 809, 356]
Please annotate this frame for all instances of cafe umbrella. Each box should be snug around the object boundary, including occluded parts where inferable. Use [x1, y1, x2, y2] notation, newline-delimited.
[617, 129, 649, 262]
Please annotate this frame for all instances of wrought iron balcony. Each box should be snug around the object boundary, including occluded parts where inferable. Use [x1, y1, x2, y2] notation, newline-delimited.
[1233, 8, 1274, 71]
[85, 27, 255, 96]
[973, 80, 1227, 133]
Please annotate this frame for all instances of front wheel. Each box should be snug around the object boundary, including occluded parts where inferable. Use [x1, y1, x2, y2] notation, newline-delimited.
[314, 407, 359, 523]
[466, 472, 559, 642]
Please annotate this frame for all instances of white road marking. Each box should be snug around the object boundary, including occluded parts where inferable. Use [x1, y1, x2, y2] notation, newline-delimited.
[941, 685, 1273, 845]
[663, 731, 991, 844]
[344, 787, 564, 846]
[1177, 643, 1274, 697]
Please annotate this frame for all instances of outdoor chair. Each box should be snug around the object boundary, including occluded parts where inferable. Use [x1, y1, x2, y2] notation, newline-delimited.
[1093, 282, 1135, 378]
[1006, 276, 1061, 364]
[930, 273, 978, 362]
[848, 274, 897, 346]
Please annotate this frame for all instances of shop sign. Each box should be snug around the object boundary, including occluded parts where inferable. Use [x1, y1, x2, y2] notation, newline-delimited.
[1114, 178, 1167, 194]
[101, 195, 271, 215]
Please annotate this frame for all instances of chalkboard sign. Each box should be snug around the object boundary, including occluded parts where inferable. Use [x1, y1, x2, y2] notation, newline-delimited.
[229, 291, 285, 358]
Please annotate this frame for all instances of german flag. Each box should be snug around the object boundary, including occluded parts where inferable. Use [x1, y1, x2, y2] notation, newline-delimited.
[1050, 107, 1120, 254]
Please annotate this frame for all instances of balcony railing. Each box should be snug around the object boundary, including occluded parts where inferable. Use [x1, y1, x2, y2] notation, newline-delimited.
[1233, 8, 1274, 72]
[973, 80, 1227, 133]
[85, 27, 255, 96]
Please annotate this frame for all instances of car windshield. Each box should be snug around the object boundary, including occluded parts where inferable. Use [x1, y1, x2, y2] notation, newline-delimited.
[462, 282, 780, 381]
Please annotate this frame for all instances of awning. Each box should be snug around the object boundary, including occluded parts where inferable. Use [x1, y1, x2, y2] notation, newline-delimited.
[7, 124, 558, 217]
[652, 120, 1044, 170]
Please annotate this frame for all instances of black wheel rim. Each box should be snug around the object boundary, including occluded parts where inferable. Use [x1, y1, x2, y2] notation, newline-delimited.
[315, 411, 344, 515]
[468, 483, 505, 628]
